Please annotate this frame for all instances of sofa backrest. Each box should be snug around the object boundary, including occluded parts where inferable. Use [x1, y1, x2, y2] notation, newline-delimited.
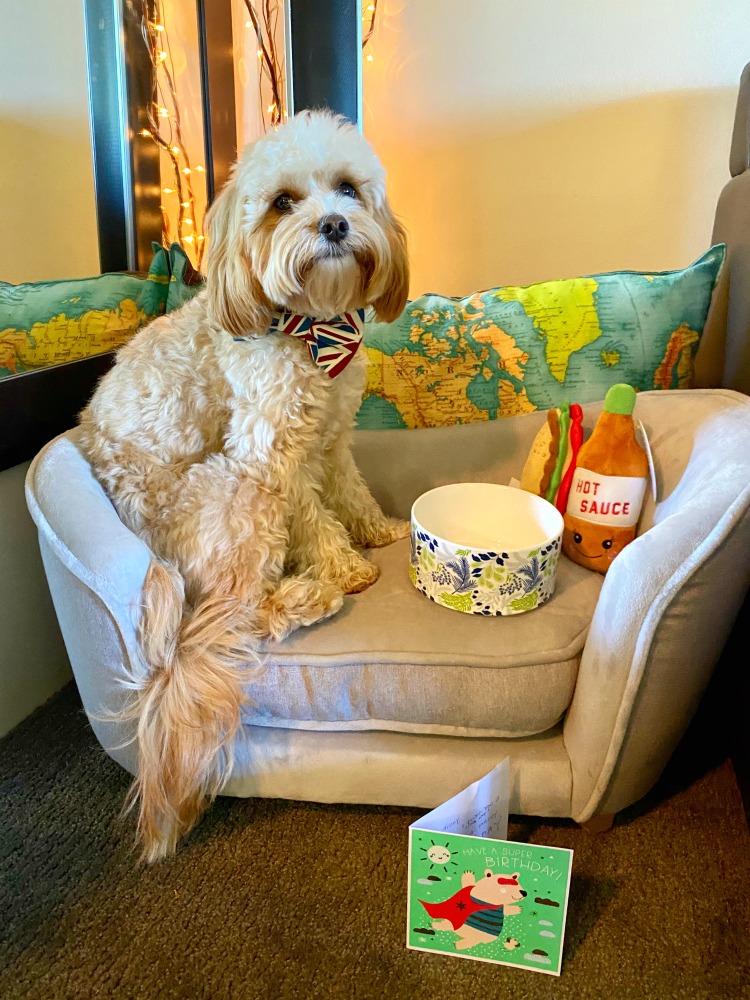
[701, 61, 750, 395]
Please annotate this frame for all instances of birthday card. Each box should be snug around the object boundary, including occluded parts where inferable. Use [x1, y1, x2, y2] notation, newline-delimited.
[406, 759, 573, 976]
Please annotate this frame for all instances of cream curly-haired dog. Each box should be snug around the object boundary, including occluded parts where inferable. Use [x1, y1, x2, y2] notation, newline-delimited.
[78, 111, 409, 861]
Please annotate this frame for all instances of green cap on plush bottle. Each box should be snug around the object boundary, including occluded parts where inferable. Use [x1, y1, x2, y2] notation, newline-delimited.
[603, 383, 636, 416]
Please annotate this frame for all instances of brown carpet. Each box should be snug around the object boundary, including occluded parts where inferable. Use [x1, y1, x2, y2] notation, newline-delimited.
[1, 682, 749, 1000]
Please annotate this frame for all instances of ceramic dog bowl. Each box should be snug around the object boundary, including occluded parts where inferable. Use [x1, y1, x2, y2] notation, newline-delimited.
[410, 483, 564, 616]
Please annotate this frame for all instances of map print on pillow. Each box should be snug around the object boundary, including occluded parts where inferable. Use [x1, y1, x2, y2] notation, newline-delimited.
[357, 244, 725, 430]
[0, 246, 169, 380]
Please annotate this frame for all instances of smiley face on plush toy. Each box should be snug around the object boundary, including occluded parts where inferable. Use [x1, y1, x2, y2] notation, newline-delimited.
[562, 515, 635, 573]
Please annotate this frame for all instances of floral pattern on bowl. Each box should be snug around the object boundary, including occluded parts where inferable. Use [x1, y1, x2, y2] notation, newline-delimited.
[409, 484, 563, 616]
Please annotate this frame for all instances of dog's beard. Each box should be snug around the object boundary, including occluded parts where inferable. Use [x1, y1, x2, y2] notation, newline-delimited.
[286, 255, 364, 318]
[253, 209, 392, 319]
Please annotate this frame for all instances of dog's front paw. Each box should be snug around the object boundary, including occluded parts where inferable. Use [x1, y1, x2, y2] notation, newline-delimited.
[357, 517, 411, 548]
[338, 558, 380, 594]
[323, 554, 380, 594]
[262, 577, 344, 641]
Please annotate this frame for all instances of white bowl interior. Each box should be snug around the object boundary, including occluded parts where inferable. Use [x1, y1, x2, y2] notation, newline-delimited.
[412, 483, 562, 551]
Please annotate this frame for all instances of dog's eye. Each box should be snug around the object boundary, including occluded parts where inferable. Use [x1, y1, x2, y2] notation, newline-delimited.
[274, 193, 293, 212]
[337, 181, 357, 199]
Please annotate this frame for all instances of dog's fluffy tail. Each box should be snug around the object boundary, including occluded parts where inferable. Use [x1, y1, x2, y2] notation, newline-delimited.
[125, 561, 343, 862]
[125, 560, 250, 862]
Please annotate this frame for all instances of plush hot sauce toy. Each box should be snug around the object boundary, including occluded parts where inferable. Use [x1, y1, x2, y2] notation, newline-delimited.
[562, 384, 648, 573]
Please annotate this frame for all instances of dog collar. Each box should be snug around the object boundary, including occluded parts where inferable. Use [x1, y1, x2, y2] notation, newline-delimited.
[234, 308, 365, 379]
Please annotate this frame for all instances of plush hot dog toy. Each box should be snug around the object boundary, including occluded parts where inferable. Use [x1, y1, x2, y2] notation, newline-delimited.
[519, 403, 584, 513]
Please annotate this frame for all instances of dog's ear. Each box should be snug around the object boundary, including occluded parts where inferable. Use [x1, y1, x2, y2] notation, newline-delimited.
[370, 200, 410, 323]
[204, 174, 271, 337]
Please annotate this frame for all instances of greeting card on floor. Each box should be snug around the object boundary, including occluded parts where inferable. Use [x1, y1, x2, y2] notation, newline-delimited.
[407, 759, 573, 976]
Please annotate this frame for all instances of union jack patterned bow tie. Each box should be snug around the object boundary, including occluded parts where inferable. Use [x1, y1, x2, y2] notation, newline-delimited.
[258, 309, 366, 378]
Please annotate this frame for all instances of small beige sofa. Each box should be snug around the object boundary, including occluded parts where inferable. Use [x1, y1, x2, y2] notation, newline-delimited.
[24, 66, 750, 831]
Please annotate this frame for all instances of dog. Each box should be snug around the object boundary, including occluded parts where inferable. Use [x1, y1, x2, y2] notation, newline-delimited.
[78, 110, 410, 861]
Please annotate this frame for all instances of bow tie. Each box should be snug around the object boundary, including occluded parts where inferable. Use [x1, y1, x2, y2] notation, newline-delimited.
[235, 309, 365, 379]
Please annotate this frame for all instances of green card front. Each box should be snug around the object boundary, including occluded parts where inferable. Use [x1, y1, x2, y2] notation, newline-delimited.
[405, 761, 573, 976]
[407, 832, 572, 975]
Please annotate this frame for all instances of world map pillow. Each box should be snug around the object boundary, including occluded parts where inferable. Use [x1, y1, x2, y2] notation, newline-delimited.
[156, 242, 725, 430]
[358, 244, 726, 429]
[0, 245, 169, 380]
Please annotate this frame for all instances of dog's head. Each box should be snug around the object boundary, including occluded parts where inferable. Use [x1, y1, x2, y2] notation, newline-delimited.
[204, 110, 409, 337]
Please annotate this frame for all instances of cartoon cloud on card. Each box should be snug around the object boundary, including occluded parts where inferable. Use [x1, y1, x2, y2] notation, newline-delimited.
[420, 869, 527, 951]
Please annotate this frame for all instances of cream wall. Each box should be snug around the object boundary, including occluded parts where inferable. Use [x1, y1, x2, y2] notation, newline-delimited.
[0, 0, 98, 734]
[363, 0, 750, 298]
[0, 0, 99, 283]
[0, 463, 71, 737]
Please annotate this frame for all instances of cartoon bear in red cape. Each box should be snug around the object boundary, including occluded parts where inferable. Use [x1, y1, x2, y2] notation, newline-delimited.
[421, 869, 526, 951]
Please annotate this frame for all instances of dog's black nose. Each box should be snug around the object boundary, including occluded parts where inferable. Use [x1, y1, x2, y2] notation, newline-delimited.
[318, 213, 349, 242]
[520, 890, 527, 897]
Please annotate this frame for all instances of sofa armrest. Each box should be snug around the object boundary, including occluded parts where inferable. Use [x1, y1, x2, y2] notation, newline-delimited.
[24, 430, 152, 773]
[25, 430, 151, 612]
[564, 389, 750, 821]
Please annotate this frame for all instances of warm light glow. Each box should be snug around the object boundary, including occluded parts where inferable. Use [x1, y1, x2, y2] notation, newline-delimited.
[267, 103, 276, 113]
[143, 10, 207, 265]
[367, 3, 375, 9]
[257, 48, 263, 58]
[245, 20, 251, 27]
[197, 235, 205, 241]
[366, 53, 374, 61]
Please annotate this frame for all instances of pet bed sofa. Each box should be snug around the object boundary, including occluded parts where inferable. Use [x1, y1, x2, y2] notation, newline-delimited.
[23, 68, 750, 831]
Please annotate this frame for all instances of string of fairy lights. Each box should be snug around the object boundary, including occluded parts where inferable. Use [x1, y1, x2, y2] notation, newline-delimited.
[138, 1, 206, 267]
[137, 1, 379, 267]
[363, 1, 378, 56]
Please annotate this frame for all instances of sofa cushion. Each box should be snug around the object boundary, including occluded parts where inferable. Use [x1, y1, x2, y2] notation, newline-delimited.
[248, 538, 603, 738]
